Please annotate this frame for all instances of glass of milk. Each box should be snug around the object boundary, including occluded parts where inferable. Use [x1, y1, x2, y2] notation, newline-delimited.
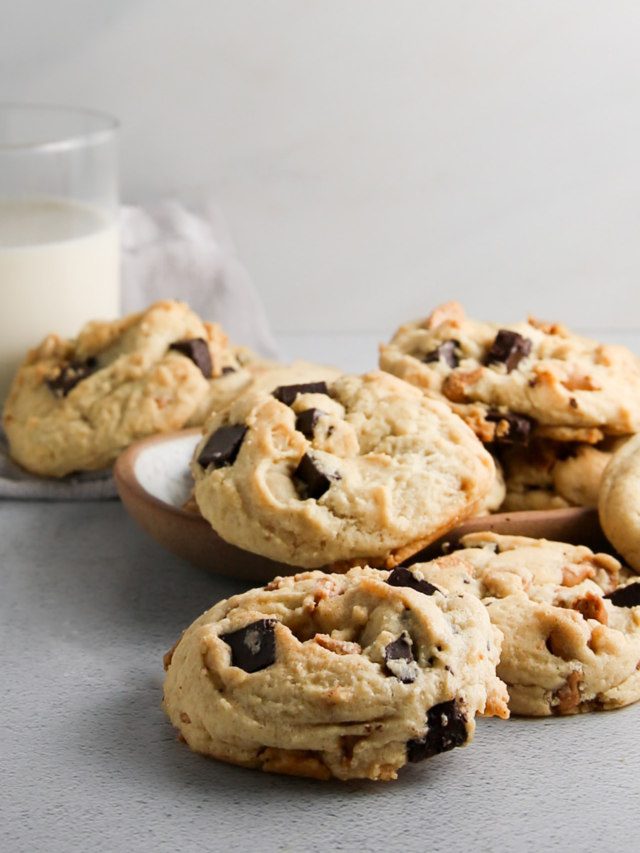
[0, 103, 119, 403]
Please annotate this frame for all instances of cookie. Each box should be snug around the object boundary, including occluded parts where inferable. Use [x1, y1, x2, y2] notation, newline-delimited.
[476, 454, 506, 514]
[162, 565, 509, 781]
[599, 433, 640, 572]
[409, 531, 640, 716]
[498, 438, 625, 512]
[379, 301, 640, 444]
[2, 299, 242, 477]
[191, 370, 496, 568]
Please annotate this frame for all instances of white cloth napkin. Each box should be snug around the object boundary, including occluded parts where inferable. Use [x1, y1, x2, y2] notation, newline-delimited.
[120, 199, 278, 359]
[0, 198, 278, 499]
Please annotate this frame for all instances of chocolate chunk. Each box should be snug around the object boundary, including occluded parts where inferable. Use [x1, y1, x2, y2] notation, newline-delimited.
[197, 424, 248, 468]
[293, 453, 339, 499]
[605, 584, 640, 608]
[384, 632, 419, 684]
[169, 338, 212, 378]
[340, 734, 362, 761]
[295, 408, 324, 439]
[45, 357, 98, 397]
[486, 330, 532, 372]
[221, 366, 236, 375]
[273, 382, 329, 406]
[486, 409, 533, 444]
[423, 340, 460, 368]
[220, 619, 277, 673]
[406, 700, 468, 762]
[386, 567, 439, 596]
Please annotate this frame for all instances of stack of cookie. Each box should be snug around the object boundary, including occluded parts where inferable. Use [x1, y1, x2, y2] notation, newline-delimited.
[161, 301, 640, 780]
[379, 301, 640, 512]
[8, 296, 640, 781]
[2, 302, 515, 781]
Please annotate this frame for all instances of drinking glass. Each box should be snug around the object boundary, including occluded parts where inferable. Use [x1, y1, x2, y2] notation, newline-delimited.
[0, 103, 119, 403]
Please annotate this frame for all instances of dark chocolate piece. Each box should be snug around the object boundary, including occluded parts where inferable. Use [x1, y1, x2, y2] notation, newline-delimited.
[423, 340, 460, 368]
[486, 329, 532, 372]
[386, 566, 439, 596]
[340, 734, 362, 761]
[384, 633, 418, 684]
[197, 424, 248, 468]
[45, 357, 98, 397]
[169, 338, 212, 378]
[221, 366, 236, 375]
[486, 409, 533, 444]
[293, 453, 339, 499]
[220, 619, 277, 673]
[406, 700, 468, 762]
[605, 584, 640, 609]
[295, 408, 324, 439]
[273, 382, 329, 407]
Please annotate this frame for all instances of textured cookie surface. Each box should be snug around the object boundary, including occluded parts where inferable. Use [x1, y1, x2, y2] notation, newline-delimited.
[192, 370, 496, 568]
[409, 531, 640, 716]
[598, 433, 640, 572]
[379, 301, 640, 443]
[3, 300, 239, 477]
[163, 566, 509, 781]
[498, 438, 623, 511]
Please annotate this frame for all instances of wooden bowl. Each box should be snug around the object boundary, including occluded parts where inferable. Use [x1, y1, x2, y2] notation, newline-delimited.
[114, 429, 610, 583]
[113, 429, 292, 582]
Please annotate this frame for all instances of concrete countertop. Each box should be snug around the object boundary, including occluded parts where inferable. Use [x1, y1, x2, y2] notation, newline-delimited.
[3, 499, 640, 853]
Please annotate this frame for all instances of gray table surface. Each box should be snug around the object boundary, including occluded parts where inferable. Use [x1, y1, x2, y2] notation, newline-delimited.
[2, 499, 640, 853]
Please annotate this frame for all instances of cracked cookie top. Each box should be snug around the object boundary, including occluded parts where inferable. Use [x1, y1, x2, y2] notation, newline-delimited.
[162, 565, 508, 781]
[191, 370, 496, 569]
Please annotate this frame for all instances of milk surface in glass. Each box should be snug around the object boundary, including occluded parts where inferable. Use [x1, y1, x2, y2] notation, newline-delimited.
[0, 197, 120, 401]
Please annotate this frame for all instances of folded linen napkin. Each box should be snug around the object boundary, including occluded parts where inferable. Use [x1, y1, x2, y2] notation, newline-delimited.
[0, 198, 278, 500]
[0, 427, 119, 500]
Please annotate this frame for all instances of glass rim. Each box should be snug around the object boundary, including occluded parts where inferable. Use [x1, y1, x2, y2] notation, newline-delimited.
[0, 103, 119, 153]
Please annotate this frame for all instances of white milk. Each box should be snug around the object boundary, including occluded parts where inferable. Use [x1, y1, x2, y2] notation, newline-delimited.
[0, 198, 120, 403]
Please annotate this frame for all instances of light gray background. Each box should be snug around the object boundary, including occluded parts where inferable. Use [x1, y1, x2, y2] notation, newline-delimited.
[3, 1, 640, 337]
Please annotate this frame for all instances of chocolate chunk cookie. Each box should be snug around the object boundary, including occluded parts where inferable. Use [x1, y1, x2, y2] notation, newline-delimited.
[409, 532, 640, 715]
[162, 566, 509, 781]
[379, 302, 640, 444]
[3, 300, 241, 477]
[191, 370, 496, 568]
[498, 437, 626, 512]
[598, 433, 640, 572]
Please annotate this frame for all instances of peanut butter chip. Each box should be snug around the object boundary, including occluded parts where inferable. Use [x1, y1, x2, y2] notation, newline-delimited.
[572, 593, 608, 626]
[555, 670, 583, 714]
[313, 634, 361, 655]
